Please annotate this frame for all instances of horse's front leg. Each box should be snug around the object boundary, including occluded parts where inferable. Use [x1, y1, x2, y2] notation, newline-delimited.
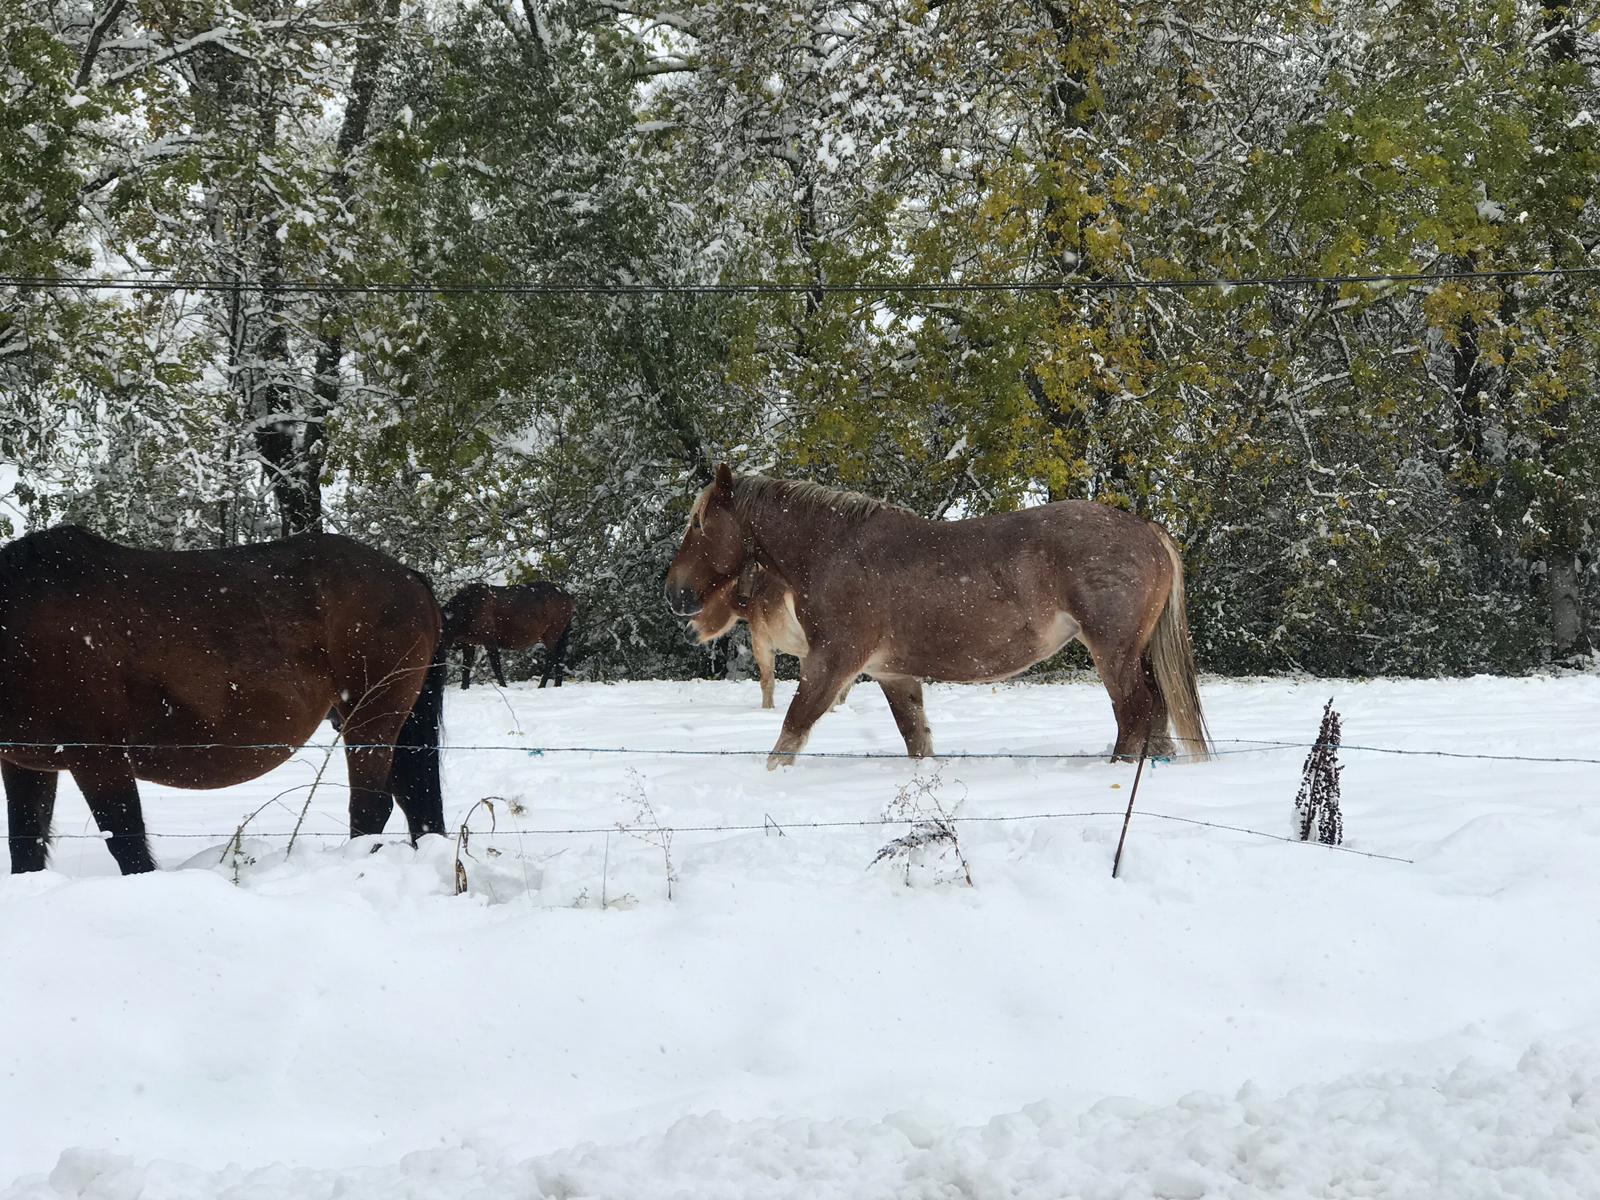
[70, 758, 156, 875]
[769, 647, 864, 769]
[752, 628, 776, 709]
[4, 762, 59, 874]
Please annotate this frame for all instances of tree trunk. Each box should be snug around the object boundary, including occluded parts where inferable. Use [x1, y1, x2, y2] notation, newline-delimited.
[1548, 556, 1584, 657]
[285, 0, 401, 538]
[248, 149, 320, 537]
[1538, 0, 1587, 657]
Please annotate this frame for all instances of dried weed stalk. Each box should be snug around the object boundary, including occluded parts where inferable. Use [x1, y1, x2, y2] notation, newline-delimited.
[870, 768, 973, 887]
[617, 769, 676, 900]
[453, 797, 499, 895]
[1293, 699, 1344, 846]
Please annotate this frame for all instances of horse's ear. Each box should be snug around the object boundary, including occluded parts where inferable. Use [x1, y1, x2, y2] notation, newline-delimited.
[714, 462, 734, 495]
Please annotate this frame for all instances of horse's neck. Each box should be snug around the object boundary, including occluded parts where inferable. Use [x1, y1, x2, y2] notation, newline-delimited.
[744, 501, 862, 594]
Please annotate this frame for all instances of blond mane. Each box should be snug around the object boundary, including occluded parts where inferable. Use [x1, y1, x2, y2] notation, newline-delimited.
[687, 473, 911, 533]
[730, 474, 908, 525]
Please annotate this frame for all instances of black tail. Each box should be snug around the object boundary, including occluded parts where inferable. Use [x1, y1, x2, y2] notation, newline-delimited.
[539, 618, 574, 688]
[391, 639, 448, 836]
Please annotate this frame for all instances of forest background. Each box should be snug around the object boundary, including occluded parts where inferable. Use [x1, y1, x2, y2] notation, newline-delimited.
[2, 0, 1597, 678]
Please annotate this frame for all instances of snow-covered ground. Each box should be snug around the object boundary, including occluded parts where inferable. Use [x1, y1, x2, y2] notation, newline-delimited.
[2, 675, 1598, 1197]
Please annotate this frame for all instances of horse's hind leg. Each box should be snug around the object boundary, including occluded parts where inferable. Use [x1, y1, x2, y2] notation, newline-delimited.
[539, 621, 571, 688]
[460, 644, 475, 689]
[876, 676, 933, 758]
[488, 643, 508, 688]
[1086, 642, 1161, 762]
[4, 763, 59, 874]
[70, 761, 155, 874]
[342, 641, 440, 843]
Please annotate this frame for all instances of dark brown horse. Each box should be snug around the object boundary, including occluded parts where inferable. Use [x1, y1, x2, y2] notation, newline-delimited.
[441, 582, 575, 689]
[690, 563, 852, 710]
[666, 466, 1210, 768]
[1, 526, 448, 875]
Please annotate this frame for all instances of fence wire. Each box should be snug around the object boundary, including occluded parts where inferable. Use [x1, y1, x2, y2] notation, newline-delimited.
[8, 728, 1589, 871]
[0, 737, 1594, 763]
[31, 809, 1416, 863]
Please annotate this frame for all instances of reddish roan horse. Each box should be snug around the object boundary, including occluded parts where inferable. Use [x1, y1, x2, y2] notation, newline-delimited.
[666, 466, 1210, 768]
[1, 526, 448, 875]
[690, 563, 852, 710]
[441, 582, 575, 689]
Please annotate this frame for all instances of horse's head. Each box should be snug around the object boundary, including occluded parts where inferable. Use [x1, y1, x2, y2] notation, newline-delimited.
[665, 463, 746, 617]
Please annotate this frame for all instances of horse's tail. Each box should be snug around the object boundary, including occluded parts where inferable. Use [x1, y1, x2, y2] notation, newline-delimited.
[1148, 529, 1211, 761]
[539, 610, 574, 688]
[391, 634, 449, 835]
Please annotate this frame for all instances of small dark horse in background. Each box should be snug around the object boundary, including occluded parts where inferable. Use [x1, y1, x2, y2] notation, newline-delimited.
[666, 465, 1210, 768]
[1, 526, 448, 875]
[442, 582, 575, 689]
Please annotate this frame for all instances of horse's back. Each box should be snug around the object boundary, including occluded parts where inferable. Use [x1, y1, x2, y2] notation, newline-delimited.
[495, 581, 573, 644]
[0, 525, 436, 666]
[1017, 501, 1173, 598]
[949, 500, 1164, 554]
[2, 525, 422, 601]
[851, 501, 1167, 592]
[0, 523, 117, 590]
[509, 580, 572, 609]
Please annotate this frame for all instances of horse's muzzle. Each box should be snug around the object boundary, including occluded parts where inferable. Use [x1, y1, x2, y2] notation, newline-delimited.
[664, 581, 703, 617]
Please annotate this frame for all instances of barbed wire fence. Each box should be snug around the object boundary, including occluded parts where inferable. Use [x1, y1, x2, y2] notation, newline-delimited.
[2, 737, 1594, 761]
[14, 732, 1598, 872]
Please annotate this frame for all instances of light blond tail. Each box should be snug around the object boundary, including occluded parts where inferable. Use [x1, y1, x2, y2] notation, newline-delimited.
[1149, 530, 1211, 761]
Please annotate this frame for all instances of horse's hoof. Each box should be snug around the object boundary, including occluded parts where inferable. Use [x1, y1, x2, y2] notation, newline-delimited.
[766, 752, 795, 770]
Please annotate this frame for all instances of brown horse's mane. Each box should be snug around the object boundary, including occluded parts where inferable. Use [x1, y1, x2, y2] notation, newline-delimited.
[730, 475, 911, 527]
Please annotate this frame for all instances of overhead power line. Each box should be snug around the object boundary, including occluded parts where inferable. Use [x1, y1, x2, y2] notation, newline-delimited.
[3, 265, 1600, 297]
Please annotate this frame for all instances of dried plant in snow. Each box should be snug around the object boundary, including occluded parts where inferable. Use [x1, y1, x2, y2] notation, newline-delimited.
[617, 770, 676, 900]
[870, 768, 973, 887]
[1293, 700, 1344, 846]
[453, 798, 499, 896]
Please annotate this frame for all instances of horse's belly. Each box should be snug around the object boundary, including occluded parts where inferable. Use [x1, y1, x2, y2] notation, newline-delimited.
[125, 692, 331, 787]
[132, 746, 301, 789]
[870, 610, 1080, 683]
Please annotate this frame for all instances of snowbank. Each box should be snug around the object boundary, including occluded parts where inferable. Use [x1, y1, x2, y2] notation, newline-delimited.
[11, 1044, 1600, 1198]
